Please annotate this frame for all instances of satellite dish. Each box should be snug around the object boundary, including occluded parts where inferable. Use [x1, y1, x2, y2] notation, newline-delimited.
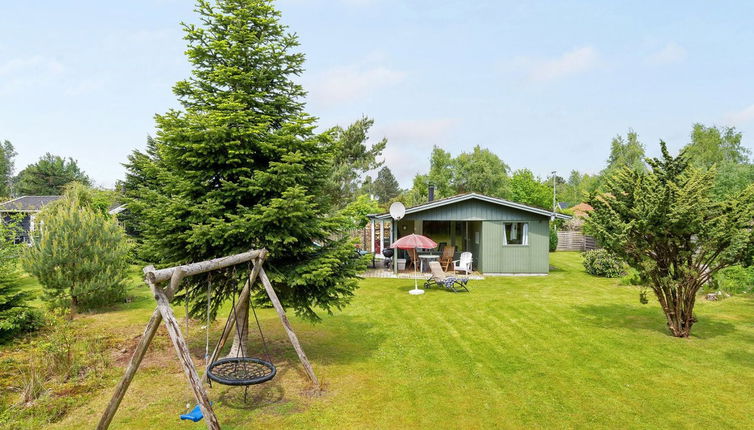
[389, 202, 405, 221]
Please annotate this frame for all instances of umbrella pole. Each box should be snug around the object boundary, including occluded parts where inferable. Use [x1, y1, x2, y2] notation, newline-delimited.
[409, 246, 424, 295]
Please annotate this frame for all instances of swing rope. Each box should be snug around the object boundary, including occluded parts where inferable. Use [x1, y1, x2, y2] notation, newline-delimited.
[206, 263, 276, 388]
[204, 272, 212, 373]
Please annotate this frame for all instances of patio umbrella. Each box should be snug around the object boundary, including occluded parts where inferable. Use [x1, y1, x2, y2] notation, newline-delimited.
[389, 234, 438, 295]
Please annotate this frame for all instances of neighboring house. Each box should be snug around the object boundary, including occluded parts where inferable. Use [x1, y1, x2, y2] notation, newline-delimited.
[0, 196, 126, 243]
[368, 193, 570, 275]
[557, 202, 571, 210]
[0, 196, 61, 243]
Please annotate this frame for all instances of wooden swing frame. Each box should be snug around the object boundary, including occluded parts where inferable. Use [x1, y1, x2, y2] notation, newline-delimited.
[97, 249, 319, 430]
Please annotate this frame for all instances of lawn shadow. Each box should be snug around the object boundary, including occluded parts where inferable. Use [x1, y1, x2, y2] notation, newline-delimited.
[575, 303, 736, 339]
[215, 365, 289, 410]
[724, 349, 754, 367]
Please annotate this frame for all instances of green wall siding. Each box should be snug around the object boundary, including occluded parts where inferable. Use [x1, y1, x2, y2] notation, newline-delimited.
[396, 199, 551, 274]
[481, 219, 550, 273]
[404, 200, 545, 222]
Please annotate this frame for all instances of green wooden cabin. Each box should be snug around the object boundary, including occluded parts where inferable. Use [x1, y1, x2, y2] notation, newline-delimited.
[369, 193, 570, 274]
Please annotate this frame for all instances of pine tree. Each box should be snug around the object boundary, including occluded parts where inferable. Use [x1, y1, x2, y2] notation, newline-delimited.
[326, 117, 386, 209]
[22, 184, 130, 315]
[0, 140, 16, 197]
[588, 142, 754, 337]
[124, 0, 362, 322]
[372, 166, 400, 205]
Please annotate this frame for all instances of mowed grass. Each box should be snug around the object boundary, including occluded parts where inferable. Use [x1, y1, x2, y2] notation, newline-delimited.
[10, 252, 754, 429]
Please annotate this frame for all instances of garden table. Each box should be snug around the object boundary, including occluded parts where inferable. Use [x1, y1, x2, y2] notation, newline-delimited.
[418, 254, 440, 272]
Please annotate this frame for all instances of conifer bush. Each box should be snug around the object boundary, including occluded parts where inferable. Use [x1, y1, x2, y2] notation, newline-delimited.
[588, 143, 754, 337]
[22, 184, 131, 315]
[0, 217, 42, 343]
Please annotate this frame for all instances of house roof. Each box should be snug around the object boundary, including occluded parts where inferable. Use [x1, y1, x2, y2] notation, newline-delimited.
[0, 196, 61, 212]
[557, 202, 570, 210]
[369, 192, 571, 221]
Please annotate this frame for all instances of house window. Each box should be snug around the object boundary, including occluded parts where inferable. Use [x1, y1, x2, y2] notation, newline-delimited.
[503, 222, 528, 246]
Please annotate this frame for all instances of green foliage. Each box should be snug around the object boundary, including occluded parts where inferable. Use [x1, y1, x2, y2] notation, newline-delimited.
[0, 140, 16, 197]
[587, 141, 754, 337]
[21, 184, 130, 314]
[9, 316, 110, 421]
[326, 117, 386, 209]
[340, 194, 381, 230]
[604, 130, 646, 174]
[549, 227, 558, 252]
[452, 146, 510, 196]
[685, 123, 749, 169]
[402, 145, 510, 205]
[509, 169, 552, 209]
[682, 124, 753, 201]
[557, 170, 600, 206]
[123, 0, 362, 321]
[709, 265, 754, 295]
[371, 166, 400, 205]
[582, 249, 625, 278]
[713, 163, 754, 201]
[15, 153, 91, 196]
[0, 216, 42, 343]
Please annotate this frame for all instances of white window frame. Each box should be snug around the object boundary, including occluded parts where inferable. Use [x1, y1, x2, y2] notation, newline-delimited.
[502, 222, 528, 246]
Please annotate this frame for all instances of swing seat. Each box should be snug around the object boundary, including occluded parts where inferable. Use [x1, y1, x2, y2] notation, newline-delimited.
[180, 404, 205, 422]
[207, 357, 276, 386]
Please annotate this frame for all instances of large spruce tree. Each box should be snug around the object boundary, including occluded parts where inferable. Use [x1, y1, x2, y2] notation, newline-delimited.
[123, 0, 362, 323]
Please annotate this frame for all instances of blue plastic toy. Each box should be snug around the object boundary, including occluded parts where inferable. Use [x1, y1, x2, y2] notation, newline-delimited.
[180, 404, 206, 422]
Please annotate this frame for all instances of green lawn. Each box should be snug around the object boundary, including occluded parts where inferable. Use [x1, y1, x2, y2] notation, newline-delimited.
[5, 252, 754, 429]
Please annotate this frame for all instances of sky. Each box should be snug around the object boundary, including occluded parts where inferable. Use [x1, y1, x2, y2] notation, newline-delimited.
[2, 1, 754, 189]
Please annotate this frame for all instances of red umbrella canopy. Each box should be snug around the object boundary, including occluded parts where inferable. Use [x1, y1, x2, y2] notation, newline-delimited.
[389, 234, 438, 250]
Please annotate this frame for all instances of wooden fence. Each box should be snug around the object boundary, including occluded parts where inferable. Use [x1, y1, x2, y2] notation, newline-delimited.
[556, 231, 598, 252]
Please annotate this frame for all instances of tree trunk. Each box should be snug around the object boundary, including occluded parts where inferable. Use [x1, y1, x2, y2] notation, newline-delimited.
[227, 293, 249, 358]
[70, 295, 78, 320]
[657, 283, 697, 338]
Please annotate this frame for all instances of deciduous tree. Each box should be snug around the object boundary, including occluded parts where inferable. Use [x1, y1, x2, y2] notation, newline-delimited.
[604, 130, 646, 174]
[509, 169, 551, 209]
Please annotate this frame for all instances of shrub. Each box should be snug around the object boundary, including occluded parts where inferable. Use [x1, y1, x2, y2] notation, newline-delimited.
[708, 265, 754, 295]
[549, 227, 558, 252]
[582, 249, 626, 278]
[21, 184, 131, 314]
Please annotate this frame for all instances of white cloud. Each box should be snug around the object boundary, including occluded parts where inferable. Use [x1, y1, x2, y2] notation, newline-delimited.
[372, 118, 460, 186]
[513, 46, 599, 82]
[0, 55, 65, 94]
[647, 42, 686, 65]
[0, 55, 64, 77]
[308, 59, 406, 107]
[724, 104, 754, 126]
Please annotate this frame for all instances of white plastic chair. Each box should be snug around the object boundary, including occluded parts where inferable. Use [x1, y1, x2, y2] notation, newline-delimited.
[453, 252, 473, 275]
